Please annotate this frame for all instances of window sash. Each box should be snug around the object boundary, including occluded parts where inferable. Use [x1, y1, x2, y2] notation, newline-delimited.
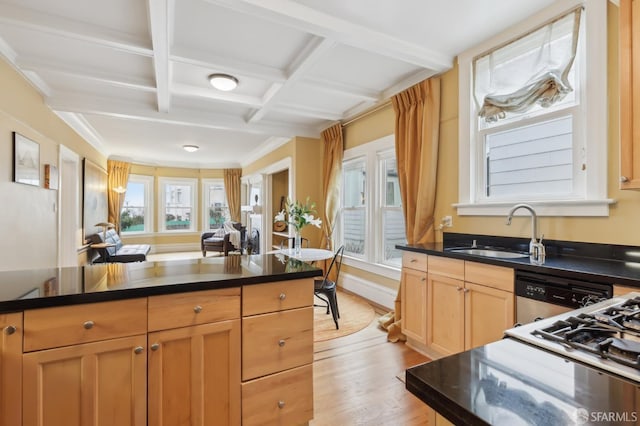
[120, 174, 153, 234]
[202, 179, 230, 230]
[158, 178, 197, 232]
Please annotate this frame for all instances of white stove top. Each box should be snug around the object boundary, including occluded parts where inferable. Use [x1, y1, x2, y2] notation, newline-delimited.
[505, 292, 640, 383]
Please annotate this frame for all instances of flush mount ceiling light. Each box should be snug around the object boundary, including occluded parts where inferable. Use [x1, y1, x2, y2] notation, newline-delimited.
[208, 73, 238, 91]
[183, 144, 199, 153]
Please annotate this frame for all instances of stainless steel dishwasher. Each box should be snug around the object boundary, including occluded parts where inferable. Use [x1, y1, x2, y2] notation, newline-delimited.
[515, 270, 612, 324]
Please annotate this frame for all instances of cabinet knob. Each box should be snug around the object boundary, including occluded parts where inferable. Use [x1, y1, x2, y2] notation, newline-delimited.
[421, 277, 426, 282]
[278, 339, 286, 347]
[83, 321, 94, 330]
[4, 325, 16, 335]
[277, 400, 285, 409]
[621, 176, 629, 183]
[193, 305, 202, 314]
[410, 258, 417, 263]
[463, 288, 470, 293]
[279, 293, 286, 300]
[134, 346, 144, 354]
[456, 287, 463, 292]
[150, 343, 160, 351]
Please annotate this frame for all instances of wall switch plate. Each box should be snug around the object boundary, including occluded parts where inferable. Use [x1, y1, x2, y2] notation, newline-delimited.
[442, 216, 452, 228]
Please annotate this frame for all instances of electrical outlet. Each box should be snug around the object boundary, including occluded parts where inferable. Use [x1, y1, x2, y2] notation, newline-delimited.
[442, 216, 453, 228]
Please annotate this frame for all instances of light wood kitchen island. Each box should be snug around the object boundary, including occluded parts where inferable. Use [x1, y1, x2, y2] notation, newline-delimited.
[0, 254, 322, 426]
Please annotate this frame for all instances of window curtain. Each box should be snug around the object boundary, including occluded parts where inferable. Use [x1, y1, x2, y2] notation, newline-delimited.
[320, 123, 343, 251]
[381, 77, 441, 343]
[224, 168, 242, 222]
[475, 7, 582, 122]
[107, 160, 131, 234]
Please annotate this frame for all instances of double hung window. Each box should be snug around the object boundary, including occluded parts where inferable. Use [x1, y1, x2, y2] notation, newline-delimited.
[120, 174, 153, 234]
[339, 135, 406, 276]
[202, 179, 230, 230]
[158, 177, 197, 232]
[457, 0, 609, 216]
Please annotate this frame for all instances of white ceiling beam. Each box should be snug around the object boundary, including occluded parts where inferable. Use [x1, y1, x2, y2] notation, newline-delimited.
[54, 111, 106, 154]
[171, 47, 287, 82]
[148, 0, 173, 113]
[205, 0, 452, 70]
[0, 3, 152, 57]
[46, 93, 318, 138]
[248, 36, 335, 123]
[17, 57, 155, 92]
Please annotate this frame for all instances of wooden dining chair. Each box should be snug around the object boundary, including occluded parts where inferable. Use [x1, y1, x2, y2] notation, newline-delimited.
[279, 236, 310, 250]
[314, 245, 345, 329]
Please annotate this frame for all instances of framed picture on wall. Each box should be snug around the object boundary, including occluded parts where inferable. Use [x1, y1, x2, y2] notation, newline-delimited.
[13, 132, 40, 186]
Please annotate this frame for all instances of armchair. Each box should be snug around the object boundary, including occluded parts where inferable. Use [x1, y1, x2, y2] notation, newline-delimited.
[201, 222, 246, 256]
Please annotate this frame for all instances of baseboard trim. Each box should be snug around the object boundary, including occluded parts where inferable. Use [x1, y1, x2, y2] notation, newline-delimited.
[339, 272, 397, 311]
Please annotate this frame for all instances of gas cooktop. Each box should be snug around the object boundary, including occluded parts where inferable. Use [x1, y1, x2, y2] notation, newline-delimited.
[505, 292, 640, 383]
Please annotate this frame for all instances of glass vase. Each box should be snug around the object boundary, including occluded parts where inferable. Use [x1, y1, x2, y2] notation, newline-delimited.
[294, 231, 302, 255]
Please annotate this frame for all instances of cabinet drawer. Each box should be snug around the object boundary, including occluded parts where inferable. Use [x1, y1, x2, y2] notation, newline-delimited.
[24, 298, 147, 352]
[428, 256, 464, 280]
[148, 287, 240, 332]
[402, 252, 428, 271]
[243, 279, 313, 316]
[242, 364, 313, 426]
[242, 307, 313, 380]
[464, 261, 513, 292]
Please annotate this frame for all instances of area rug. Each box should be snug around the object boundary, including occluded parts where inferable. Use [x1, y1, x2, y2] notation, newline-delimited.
[314, 290, 376, 342]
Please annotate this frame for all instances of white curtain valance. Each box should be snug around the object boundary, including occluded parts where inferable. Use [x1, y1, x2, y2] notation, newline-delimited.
[474, 7, 582, 123]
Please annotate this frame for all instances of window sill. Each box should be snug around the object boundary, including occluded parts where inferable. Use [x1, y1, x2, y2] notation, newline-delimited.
[454, 199, 616, 217]
[342, 256, 401, 281]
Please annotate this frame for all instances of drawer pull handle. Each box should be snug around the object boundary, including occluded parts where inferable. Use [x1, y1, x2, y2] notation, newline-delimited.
[278, 339, 286, 347]
[410, 258, 417, 263]
[279, 293, 286, 300]
[277, 400, 285, 409]
[83, 321, 94, 330]
[4, 325, 16, 335]
[194, 305, 202, 314]
[134, 346, 144, 354]
[151, 343, 160, 351]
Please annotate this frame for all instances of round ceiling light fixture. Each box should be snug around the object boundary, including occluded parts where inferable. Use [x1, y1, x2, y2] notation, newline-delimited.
[182, 144, 199, 153]
[208, 73, 239, 91]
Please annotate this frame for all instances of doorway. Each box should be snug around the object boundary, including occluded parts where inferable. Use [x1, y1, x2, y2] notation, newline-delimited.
[58, 145, 80, 267]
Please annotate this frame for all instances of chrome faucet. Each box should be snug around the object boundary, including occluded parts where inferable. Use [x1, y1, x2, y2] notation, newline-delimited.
[506, 203, 545, 262]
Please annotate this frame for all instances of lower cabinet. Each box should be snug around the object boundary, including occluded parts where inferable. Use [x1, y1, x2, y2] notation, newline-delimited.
[426, 257, 514, 356]
[22, 334, 147, 426]
[0, 313, 22, 426]
[148, 320, 241, 426]
[241, 279, 314, 426]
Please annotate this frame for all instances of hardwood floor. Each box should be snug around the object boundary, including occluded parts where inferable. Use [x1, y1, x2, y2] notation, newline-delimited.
[312, 312, 433, 425]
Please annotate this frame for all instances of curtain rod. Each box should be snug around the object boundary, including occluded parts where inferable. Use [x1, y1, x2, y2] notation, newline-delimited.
[341, 100, 392, 127]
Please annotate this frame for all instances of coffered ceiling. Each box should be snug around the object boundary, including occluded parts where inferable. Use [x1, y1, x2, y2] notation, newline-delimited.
[0, 0, 556, 168]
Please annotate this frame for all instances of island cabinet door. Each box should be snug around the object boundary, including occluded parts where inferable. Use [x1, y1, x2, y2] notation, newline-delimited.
[22, 334, 147, 426]
[148, 319, 241, 426]
[0, 312, 22, 426]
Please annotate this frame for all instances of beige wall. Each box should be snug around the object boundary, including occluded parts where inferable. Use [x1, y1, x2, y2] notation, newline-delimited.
[0, 58, 105, 271]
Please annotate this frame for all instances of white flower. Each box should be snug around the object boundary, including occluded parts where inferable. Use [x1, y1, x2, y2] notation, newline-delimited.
[274, 210, 286, 222]
[304, 214, 322, 228]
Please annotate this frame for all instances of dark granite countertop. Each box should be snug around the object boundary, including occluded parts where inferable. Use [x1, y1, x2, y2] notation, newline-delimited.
[406, 338, 640, 425]
[397, 233, 640, 288]
[0, 254, 322, 313]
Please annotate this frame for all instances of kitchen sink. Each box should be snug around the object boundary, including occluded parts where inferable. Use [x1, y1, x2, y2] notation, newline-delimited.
[446, 248, 529, 259]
